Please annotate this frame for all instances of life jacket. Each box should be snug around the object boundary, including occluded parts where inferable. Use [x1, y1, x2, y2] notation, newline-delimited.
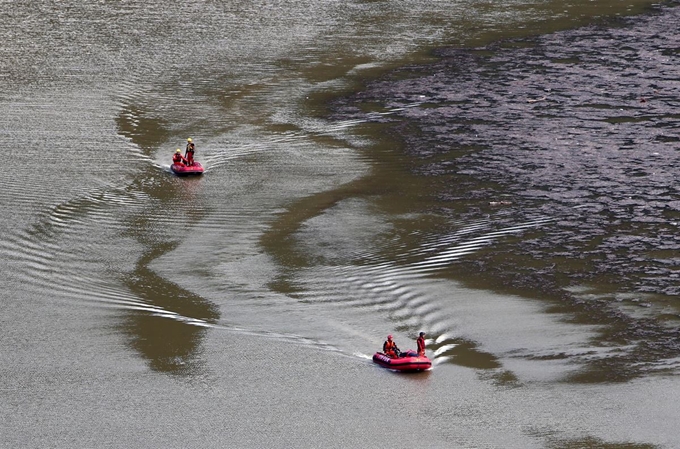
[383, 340, 397, 353]
[172, 153, 184, 165]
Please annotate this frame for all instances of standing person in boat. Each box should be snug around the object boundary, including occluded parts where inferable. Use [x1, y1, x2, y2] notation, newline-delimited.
[417, 332, 426, 357]
[172, 148, 187, 166]
[185, 138, 196, 166]
[383, 334, 401, 358]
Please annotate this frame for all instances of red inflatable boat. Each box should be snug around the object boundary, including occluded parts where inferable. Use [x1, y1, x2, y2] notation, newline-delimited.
[373, 350, 431, 372]
[171, 161, 204, 176]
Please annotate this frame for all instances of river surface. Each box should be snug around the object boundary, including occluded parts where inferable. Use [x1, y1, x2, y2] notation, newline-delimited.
[1, 1, 679, 448]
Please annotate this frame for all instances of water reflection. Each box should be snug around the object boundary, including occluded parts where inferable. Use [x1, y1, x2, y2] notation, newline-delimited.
[116, 104, 220, 375]
[116, 103, 172, 152]
[122, 244, 219, 374]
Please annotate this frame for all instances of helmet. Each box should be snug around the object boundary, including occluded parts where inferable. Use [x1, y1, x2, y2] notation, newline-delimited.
[419, 332, 425, 336]
[176, 149, 181, 153]
[387, 335, 393, 340]
[187, 138, 192, 143]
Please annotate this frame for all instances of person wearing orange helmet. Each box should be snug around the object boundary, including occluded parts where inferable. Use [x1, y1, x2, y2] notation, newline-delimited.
[185, 138, 196, 166]
[417, 331, 426, 357]
[172, 148, 187, 166]
[383, 334, 401, 358]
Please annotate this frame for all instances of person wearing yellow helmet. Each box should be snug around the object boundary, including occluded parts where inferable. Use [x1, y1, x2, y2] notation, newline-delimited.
[185, 138, 196, 166]
[172, 148, 187, 166]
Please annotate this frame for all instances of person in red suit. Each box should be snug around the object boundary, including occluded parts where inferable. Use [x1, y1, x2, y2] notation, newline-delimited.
[383, 335, 401, 358]
[417, 332, 426, 357]
[172, 148, 187, 166]
[185, 138, 195, 166]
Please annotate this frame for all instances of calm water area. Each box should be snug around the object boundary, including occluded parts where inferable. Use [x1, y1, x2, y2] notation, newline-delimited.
[1, 1, 679, 448]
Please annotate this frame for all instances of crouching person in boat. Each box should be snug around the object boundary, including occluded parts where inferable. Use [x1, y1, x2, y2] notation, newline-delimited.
[383, 334, 401, 358]
[173, 148, 187, 166]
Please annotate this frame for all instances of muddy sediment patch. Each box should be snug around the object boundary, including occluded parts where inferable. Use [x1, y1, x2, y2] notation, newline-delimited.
[331, 3, 680, 381]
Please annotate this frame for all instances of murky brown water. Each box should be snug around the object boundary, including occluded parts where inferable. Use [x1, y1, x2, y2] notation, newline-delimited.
[328, 3, 680, 386]
[1, 1, 678, 448]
